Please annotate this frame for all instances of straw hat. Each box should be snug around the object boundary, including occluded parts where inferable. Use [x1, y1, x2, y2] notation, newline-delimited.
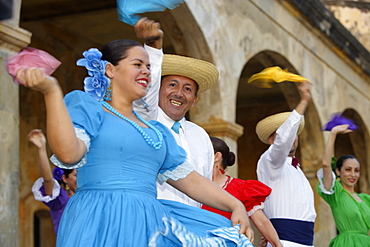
[161, 54, 219, 94]
[256, 112, 305, 144]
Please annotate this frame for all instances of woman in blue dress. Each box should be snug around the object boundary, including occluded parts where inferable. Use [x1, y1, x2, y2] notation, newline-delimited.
[16, 20, 254, 247]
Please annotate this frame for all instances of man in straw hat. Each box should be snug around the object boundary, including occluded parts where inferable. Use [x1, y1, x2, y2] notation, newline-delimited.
[256, 81, 316, 247]
[134, 18, 218, 208]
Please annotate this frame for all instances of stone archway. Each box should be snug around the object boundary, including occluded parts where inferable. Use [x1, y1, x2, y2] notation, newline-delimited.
[236, 50, 324, 180]
[236, 49, 327, 243]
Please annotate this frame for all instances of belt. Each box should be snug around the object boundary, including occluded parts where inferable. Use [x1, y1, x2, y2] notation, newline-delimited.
[270, 218, 314, 246]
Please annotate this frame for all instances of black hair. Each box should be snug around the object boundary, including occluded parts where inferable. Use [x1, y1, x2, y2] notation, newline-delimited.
[210, 136, 235, 170]
[101, 39, 142, 66]
[63, 168, 74, 177]
[336, 154, 359, 171]
[59, 169, 75, 188]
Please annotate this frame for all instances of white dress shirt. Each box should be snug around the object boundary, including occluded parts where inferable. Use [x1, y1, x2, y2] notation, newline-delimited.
[257, 110, 316, 247]
[134, 45, 214, 208]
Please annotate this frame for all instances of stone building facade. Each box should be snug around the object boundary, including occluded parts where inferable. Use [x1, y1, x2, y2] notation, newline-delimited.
[321, 0, 370, 51]
[0, 0, 369, 246]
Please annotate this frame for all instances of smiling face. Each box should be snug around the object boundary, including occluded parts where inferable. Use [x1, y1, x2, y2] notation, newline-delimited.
[336, 158, 360, 189]
[159, 75, 198, 121]
[106, 46, 151, 102]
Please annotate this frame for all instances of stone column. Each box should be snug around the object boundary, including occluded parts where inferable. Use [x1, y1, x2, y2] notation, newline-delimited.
[200, 117, 244, 178]
[0, 0, 31, 246]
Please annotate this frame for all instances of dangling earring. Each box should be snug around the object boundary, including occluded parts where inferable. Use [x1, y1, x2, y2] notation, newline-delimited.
[104, 86, 112, 101]
[65, 184, 70, 194]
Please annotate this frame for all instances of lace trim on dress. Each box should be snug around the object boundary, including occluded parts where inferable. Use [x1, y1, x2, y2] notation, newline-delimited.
[50, 128, 90, 169]
[247, 203, 264, 217]
[32, 177, 61, 203]
[317, 168, 336, 195]
[149, 217, 253, 247]
[157, 159, 194, 185]
[74, 128, 91, 150]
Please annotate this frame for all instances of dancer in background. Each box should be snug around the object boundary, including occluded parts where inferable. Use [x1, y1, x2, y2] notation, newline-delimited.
[317, 124, 370, 246]
[29, 129, 76, 234]
[256, 81, 316, 247]
[203, 137, 282, 247]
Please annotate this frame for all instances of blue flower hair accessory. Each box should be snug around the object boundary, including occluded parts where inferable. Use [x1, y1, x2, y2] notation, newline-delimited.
[53, 167, 64, 181]
[77, 48, 110, 101]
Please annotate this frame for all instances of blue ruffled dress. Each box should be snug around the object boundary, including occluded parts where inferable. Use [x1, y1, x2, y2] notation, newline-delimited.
[55, 91, 252, 247]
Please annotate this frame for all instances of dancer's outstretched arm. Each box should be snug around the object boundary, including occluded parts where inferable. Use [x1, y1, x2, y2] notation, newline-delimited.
[168, 171, 254, 242]
[17, 68, 86, 165]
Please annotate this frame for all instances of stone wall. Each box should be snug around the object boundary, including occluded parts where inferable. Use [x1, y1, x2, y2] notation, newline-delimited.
[321, 0, 370, 51]
[0, 0, 31, 246]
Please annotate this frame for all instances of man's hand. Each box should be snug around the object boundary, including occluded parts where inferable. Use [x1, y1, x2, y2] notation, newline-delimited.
[134, 17, 163, 49]
[295, 80, 312, 115]
[298, 80, 312, 103]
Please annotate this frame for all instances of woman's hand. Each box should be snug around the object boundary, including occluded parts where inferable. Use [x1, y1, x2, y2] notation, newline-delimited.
[331, 124, 352, 135]
[230, 203, 254, 243]
[28, 129, 46, 149]
[16, 67, 59, 95]
[168, 171, 254, 242]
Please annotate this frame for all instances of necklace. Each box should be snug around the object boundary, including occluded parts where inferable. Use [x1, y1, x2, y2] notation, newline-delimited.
[101, 101, 163, 150]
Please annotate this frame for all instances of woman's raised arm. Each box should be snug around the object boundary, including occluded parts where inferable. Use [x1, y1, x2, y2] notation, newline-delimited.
[17, 68, 86, 164]
[322, 124, 352, 190]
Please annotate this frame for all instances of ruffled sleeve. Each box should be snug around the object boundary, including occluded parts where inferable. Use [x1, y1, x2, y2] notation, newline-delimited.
[50, 90, 104, 169]
[316, 168, 336, 195]
[32, 177, 61, 203]
[230, 179, 272, 216]
[316, 168, 341, 206]
[152, 121, 194, 184]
